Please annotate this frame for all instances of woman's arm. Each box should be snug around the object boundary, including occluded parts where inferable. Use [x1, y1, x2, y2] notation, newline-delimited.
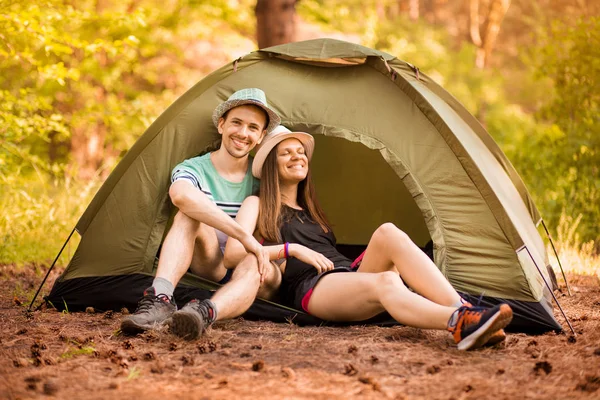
[223, 196, 334, 274]
[223, 196, 290, 268]
[288, 243, 334, 274]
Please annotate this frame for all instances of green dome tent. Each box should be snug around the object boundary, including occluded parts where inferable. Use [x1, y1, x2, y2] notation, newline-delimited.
[44, 38, 564, 333]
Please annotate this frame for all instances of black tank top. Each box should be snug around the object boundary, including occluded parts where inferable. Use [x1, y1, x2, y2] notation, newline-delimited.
[280, 206, 351, 267]
[279, 206, 352, 295]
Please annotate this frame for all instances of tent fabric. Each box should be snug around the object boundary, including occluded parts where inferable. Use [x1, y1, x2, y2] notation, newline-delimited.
[47, 38, 561, 333]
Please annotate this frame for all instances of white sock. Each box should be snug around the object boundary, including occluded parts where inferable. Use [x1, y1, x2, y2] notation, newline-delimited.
[152, 277, 174, 298]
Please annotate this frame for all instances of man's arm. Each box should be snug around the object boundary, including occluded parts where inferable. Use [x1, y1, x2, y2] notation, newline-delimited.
[223, 196, 260, 268]
[170, 179, 248, 242]
[169, 179, 269, 279]
[223, 196, 287, 268]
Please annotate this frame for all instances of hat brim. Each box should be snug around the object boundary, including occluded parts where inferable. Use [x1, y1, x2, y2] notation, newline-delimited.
[212, 99, 281, 134]
[252, 132, 314, 179]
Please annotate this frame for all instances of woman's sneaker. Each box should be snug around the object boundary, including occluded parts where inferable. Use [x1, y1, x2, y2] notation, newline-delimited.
[485, 329, 507, 346]
[120, 287, 176, 334]
[170, 299, 216, 341]
[448, 304, 513, 350]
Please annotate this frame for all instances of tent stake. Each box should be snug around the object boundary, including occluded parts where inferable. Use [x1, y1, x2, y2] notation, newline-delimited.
[28, 228, 76, 312]
[541, 220, 572, 296]
[524, 246, 575, 335]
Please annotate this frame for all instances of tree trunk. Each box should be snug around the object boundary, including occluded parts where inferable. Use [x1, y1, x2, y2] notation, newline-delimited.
[409, 0, 419, 20]
[388, 1, 400, 18]
[469, 0, 482, 47]
[255, 0, 297, 49]
[376, 0, 386, 19]
[70, 85, 107, 180]
[68, 0, 109, 180]
[475, 0, 511, 69]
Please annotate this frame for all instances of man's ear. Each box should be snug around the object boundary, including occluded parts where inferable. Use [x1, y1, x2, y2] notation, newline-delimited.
[257, 129, 267, 144]
[217, 118, 226, 134]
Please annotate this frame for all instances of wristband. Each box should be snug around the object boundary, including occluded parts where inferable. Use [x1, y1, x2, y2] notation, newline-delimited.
[284, 242, 290, 259]
[277, 248, 285, 260]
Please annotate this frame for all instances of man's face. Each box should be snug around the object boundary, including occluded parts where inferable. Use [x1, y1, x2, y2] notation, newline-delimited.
[218, 105, 267, 159]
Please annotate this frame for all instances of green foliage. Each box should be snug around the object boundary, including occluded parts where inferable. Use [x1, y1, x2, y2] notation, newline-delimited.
[521, 17, 600, 244]
[2, 0, 597, 267]
[373, 18, 505, 118]
[0, 0, 255, 181]
[299, 3, 598, 246]
[1, 0, 256, 265]
[477, 15, 600, 245]
[0, 0, 163, 176]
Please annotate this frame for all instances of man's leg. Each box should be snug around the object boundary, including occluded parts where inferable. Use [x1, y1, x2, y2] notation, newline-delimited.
[121, 211, 223, 334]
[210, 254, 261, 320]
[170, 253, 265, 340]
[187, 221, 228, 282]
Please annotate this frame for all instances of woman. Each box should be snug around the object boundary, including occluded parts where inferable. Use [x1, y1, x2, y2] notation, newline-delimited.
[224, 126, 513, 350]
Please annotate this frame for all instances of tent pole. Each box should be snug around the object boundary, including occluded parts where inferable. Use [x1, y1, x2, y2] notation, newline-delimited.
[524, 246, 575, 335]
[541, 219, 572, 296]
[28, 228, 76, 312]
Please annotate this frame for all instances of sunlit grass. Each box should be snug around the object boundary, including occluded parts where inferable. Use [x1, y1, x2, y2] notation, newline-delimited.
[60, 345, 96, 359]
[548, 213, 599, 280]
[127, 366, 142, 380]
[551, 243, 599, 280]
[0, 173, 100, 268]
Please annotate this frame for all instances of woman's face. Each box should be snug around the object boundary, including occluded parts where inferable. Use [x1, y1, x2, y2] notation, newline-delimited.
[275, 138, 309, 184]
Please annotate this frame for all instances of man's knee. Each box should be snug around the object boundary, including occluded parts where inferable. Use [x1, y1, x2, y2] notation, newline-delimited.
[237, 253, 258, 270]
[170, 211, 200, 236]
[231, 254, 260, 283]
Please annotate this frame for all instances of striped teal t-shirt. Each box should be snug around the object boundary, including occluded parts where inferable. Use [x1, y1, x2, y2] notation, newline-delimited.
[171, 153, 260, 250]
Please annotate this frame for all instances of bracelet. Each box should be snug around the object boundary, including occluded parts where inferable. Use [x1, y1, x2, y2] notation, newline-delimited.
[277, 248, 285, 260]
[284, 242, 290, 259]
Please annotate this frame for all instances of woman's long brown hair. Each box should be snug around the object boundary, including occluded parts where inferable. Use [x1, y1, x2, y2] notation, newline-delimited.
[257, 143, 331, 243]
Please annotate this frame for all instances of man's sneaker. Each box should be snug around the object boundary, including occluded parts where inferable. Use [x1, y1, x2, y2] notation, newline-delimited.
[170, 299, 215, 341]
[448, 304, 513, 350]
[120, 287, 176, 335]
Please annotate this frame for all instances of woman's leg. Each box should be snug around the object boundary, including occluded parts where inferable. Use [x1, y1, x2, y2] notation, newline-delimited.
[357, 223, 461, 307]
[256, 261, 282, 300]
[307, 271, 455, 330]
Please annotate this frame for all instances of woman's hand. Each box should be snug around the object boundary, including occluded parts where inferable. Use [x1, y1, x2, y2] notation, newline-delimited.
[289, 243, 334, 274]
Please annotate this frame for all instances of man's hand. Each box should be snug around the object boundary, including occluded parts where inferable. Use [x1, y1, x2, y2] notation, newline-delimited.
[239, 233, 270, 283]
[289, 243, 334, 274]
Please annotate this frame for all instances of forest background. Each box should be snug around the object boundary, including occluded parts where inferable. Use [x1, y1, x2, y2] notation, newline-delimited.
[1, 0, 598, 275]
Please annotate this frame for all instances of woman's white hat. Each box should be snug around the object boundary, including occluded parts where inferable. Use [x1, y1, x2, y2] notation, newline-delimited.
[252, 125, 314, 179]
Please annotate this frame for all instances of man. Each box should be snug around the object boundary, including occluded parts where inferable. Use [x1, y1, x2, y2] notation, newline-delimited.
[121, 88, 281, 340]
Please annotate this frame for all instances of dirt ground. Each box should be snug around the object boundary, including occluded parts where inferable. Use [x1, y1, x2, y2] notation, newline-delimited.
[1, 264, 599, 400]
